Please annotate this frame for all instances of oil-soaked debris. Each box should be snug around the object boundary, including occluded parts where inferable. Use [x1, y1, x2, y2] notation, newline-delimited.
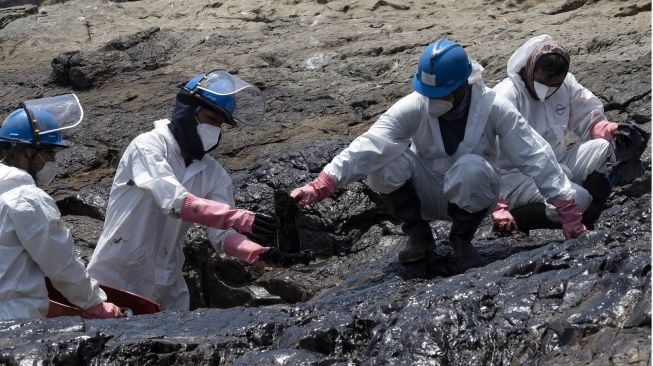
[274, 190, 302, 253]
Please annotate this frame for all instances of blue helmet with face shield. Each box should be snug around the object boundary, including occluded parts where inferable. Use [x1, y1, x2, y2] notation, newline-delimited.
[180, 70, 265, 127]
[0, 108, 68, 148]
[182, 73, 237, 126]
[412, 39, 472, 98]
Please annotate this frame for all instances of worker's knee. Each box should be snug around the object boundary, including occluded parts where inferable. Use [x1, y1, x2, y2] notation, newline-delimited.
[444, 154, 499, 212]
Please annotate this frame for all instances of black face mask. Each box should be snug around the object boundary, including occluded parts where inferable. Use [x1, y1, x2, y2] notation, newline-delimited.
[440, 83, 471, 121]
[168, 91, 207, 162]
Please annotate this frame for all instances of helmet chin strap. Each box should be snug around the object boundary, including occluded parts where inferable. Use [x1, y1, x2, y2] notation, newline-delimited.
[205, 134, 222, 154]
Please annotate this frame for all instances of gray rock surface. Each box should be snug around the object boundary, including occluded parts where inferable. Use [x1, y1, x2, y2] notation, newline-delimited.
[0, 0, 650, 364]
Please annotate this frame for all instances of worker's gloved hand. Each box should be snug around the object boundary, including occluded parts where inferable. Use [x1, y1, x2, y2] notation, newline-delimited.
[82, 302, 123, 319]
[608, 119, 650, 186]
[181, 193, 279, 238]
[590, 120, 619, 141]
[613, 122, 650, 162]
[258, 247, 315, 267]
[224, 232, 271, 266]
[290, 171, 336, 206]
[248, 213, 279, 246]
[549, 198, 587, 239]
[491, 196, 518, 234]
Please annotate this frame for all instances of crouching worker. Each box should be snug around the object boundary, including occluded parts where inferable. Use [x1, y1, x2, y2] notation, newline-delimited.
[491, 35, 629, 235]
[291, 39, 587, 268]
[0, 94, 122, 319]
[88, 70, 279, 310]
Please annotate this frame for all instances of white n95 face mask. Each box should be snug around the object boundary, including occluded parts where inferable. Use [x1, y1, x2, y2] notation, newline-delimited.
[36, 161, 58, 186]
[196, 123, 222, 152]
[533, 81, 558, 102]
[428, 99, 454, 117]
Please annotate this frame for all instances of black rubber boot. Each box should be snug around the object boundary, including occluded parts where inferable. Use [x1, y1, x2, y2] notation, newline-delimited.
[511, 203, 561, 235]
[382, 181, 435, 264]
[581, 171, 611, 229]
[447, 203, 486, 269]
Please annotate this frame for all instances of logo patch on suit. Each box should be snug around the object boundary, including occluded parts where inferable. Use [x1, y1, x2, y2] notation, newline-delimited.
[555, 104, 567, 115]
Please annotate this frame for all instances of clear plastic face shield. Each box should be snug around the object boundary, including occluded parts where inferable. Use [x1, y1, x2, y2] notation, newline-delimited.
[21, 93, 83, 143]
[193, 70, 265, 127]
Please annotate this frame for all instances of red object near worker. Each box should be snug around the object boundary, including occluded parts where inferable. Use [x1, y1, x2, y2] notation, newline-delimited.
[45, 278, 160, 318]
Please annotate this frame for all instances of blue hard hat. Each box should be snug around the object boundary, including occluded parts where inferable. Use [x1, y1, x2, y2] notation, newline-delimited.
[183, 74, 237, 125]
[412, 39, 473, 98]
[0, 108, 68, 148]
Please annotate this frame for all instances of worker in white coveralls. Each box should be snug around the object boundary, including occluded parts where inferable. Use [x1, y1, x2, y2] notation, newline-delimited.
[0, 94, 122, 319]
[490, 35, 622, 235]
[290, 39, 588, 268]
[88, 71, 279, 310]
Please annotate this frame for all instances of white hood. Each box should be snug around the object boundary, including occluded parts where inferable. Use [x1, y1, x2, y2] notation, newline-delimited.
[506, 34, 554, 89]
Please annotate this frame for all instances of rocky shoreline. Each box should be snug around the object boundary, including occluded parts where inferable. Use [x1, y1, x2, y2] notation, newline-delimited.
[0, 0, 650, 364]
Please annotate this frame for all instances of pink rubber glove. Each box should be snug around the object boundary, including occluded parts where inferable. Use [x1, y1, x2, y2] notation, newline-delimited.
[549, 198, 587, 239]
[181, 193, 255, 234]
[224, 232, 270, 266]
[492, 196, 518, 234]
[82, 302, 123, 319]
[590, 120, 618, 141]
[290, 171, 337, 206]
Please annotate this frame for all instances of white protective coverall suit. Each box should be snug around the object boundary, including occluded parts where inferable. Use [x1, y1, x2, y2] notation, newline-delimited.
[493, 34, 613, 215]
[0, 163, 106, 319]
[322, 62, 576, 220]
[88, 119, 237, 310]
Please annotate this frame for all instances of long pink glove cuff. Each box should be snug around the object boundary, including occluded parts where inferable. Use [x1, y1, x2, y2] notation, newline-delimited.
[181, 193, 255, 233]
[492, 195, 516, 229]
[493, 196, 509, 212]
[590, 120, 618, 141]
[549, 198, 587, 239]
[224, 232, 270, 264]
[290, 171, 337, 206]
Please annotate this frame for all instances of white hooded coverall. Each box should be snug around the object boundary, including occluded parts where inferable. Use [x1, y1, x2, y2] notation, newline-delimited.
[88, 120, 236, 310]
[493, 34, 613, 214]
[0, 163, 106, 319]
[322, 62, 576, 220]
